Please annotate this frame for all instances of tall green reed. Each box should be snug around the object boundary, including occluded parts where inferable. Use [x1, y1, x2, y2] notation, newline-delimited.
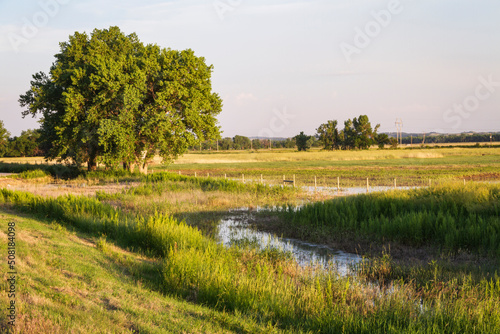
[285, 183, 500, 257]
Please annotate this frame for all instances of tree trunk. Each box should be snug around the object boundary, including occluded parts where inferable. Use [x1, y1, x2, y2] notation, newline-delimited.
[138, 162, 148, 175]
[129, 163, 136, 173]
[123, 162, 135, 173]
[87, 155, 97, 171]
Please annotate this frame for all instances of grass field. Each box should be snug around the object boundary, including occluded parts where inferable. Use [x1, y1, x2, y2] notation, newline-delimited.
[1, 146, 500, 333]
[1, 184, 500, 333]
[158, 147, 500, 187]
[0, 210, 286, 333]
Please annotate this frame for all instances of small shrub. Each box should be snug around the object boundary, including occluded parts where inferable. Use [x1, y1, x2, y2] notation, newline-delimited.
[19, 169, 50, 179]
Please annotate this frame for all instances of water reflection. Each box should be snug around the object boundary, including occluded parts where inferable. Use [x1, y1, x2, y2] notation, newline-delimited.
[303, 185, 418, 196]
[217, 215, 362, 275]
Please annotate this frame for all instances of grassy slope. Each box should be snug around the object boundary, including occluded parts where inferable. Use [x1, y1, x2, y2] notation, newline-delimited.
[0, 209, 287, 334]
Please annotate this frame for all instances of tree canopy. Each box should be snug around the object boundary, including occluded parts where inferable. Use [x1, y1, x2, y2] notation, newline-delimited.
[19, 26, 222, 172]
[317, 115, 383, 150]
[316, 120, 340, 150]
[294, 131, 313, 151]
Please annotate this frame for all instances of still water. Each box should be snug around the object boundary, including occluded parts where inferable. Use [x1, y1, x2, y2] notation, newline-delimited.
[216, 211, 362, 275]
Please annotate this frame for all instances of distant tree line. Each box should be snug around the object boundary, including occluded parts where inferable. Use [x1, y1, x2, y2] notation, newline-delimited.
[190, 136, 307, 151]
[0, 121, 45, 158]
[400, 133, 500, 145]
[191, 121, 500, 152]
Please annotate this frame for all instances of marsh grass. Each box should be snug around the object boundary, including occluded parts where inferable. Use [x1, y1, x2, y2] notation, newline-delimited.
[143, 171, 299, 195]
[93, 172, 303, 226]
[2, 187, 500, 332]
[284, 183, 500, 257]
[0, 210, 286, 334]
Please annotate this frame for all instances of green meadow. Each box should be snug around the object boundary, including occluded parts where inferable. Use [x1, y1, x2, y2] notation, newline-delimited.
[1, 147, 500, 333]
[160, 147, 500, 187]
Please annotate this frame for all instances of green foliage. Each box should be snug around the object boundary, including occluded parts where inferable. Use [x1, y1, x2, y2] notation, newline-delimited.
[2, 187, 500, 332]
[0, 212, 276, 333]
[312, 115, 383, 151]
[294, 131, 312, 151]
[233, 135, 251, 150]
[316, 120, 340, 150]
[4, 129, 43, 157]
[0, 120, 10, 157]
[375, 133, 390, 149]
[143, 172, 298, 195]
[339, 115, 380, 150]
[401, 132, 500, 145]
[19, 26, 222, 172]
[18, 169, 50, 179]
[285, 183, 500, 257]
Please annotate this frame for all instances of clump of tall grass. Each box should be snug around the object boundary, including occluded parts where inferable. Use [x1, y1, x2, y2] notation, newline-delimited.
[18, 169, 51, 179]
[284, 183, 500, 257]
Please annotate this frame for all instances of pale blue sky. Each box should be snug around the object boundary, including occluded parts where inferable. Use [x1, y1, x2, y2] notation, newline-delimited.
[1, 0, 499, 137]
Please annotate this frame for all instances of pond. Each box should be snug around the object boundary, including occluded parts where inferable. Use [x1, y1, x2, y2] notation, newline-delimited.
[216, 210, 362, 276]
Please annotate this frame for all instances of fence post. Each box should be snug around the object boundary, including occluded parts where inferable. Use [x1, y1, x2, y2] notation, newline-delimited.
[260, 174, 263, 184]
[394, 178, 397, 189]
[194, 172, 197, 178]
[293, 174, 296, 188]
[366, 178, 369, 193]
[242, 174, 245, 183]
[337, 177, 340, 192]
[314, 176, 317, 191]
[178, 170, 181, 175]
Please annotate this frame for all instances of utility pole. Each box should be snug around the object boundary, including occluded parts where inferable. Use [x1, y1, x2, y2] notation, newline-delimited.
[395, 118, 403, 146]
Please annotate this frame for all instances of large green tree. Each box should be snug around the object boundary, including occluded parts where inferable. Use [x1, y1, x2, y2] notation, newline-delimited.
[19, 27, 222, 172]
[352, 115, 378, 150]
[316, 120, 340, 150]
[294, 131, 313, 151]
[335, 115, 380, 150]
